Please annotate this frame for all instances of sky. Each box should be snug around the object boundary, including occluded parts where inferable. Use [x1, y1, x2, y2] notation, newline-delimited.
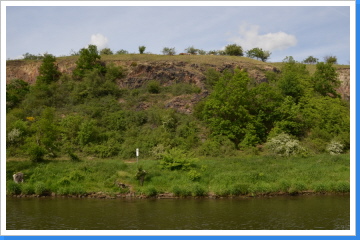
[5, 4, 351, 64]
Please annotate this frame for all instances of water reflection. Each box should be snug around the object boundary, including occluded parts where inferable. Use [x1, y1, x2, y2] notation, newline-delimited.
[7, 195, 350, 230]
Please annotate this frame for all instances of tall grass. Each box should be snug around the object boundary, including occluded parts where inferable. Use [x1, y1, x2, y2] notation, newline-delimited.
[6, 153, 349, 197]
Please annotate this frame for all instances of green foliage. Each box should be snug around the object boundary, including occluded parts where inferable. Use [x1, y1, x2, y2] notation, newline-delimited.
[185, 46, 198, 55]
[324, 55, 338, 64]
[100, 48, 113, 55]
[246, 47, 271, 62]
[311, 62, 340, 97]
[7, 181, 22, 195]
[34, 181, 48, 195]
[303, 56, 318, 64]
[27, 143, 46, 163]
[147, 80, 161, 94]
[105, 63, 126, 81]
[22, 52, 44, 60]
[116, 49, 129, 55]
[159, 148, 197, 171]
[73, 45, 105, 79]
[77, 119, 97, 146]
[265, 133, 306, 157]
[224, 44, 243, 56]
[162, 47, 176, 55]
[277, 60, 310, 102]
[202, 69, 253, 145]
[6, 79, 30, 111]
[36, 54, 61, 84]
[138, 46, 146, 54]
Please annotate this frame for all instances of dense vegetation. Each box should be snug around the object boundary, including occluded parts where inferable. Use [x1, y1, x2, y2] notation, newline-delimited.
[6, 45, 350, 197]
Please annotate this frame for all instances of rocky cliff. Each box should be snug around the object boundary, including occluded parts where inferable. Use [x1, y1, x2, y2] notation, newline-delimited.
[6, 56, 350, 100]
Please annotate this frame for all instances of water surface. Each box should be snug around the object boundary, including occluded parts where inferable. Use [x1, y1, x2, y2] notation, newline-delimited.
[7, 195, 350, 230]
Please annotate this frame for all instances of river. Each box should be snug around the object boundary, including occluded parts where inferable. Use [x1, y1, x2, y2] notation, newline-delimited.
[6, 195, 349, 230]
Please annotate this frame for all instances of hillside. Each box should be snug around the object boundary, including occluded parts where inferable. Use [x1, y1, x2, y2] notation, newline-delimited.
[6, 54, 350, 161]
[6, 54, 350, 105]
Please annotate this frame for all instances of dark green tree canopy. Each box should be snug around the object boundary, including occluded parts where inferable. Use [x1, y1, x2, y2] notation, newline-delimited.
[303, 56, 318, 64]
[37, 54, 61, 84]
[73, 45, 105, 79]
[224, 44, 243, 56]
[311, 62, 340, 97]
[100, 48, 113, 55]
[246, 48, 271, 62]
[139, 46, 146, 54]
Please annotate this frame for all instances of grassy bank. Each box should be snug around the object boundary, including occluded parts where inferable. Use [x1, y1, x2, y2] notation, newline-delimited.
[6, 153, 350, 198]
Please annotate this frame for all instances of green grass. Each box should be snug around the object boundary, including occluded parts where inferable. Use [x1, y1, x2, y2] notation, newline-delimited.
[6, 153, 350, 197]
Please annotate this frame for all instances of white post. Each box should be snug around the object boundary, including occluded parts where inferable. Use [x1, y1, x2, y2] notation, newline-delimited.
[136, 148, 139, 164]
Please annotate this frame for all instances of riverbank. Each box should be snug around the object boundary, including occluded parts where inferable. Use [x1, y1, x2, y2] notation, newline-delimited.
[6, 153, 350, 198]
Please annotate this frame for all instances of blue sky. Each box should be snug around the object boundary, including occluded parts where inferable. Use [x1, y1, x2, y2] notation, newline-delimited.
[6, 4, 351, 64]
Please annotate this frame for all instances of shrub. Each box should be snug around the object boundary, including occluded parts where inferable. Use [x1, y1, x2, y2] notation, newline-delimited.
[224, 44, 243, 56]
[21, 183, 35, 195]
[7, 181, 22, 195]
[326, 140, 344, 155]
[265, 133, 306, 157]
[34, 181, 48, 195]
[159, 148, 197, 171]
[138, 46, 146, 54]
[191, 184, 206, 197]
[172, 185, 191, 197]
[147, 80, 161, 94]
[28, 144, 46, 163]
[162, 47, 176, 56]
[188, 169, 201, 181]
[100, 48, 113, 55]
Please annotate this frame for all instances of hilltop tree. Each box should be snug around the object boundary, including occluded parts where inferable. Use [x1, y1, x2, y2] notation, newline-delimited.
[224, 44, 243, 56]
[303, 56, 318, 64]
[139, 46, 146, 54]
[311, 62, 340, 98]
[37, 54, 61, 84]
[162, 47, 176, 55]
[73, 45, 105, 79]
[185, 46, 198, 55]
[100, 48, 113, 55]
[324, 55, 338, 65]
[246, 48, 271, 62]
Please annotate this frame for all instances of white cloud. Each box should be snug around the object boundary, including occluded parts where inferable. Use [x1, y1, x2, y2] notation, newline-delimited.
[229, 23, 297, 52]
[89, 33, 108, 50]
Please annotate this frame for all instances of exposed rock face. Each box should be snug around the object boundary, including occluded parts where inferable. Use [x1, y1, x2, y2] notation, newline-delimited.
[336, 68, 350, 101]
[6, 58, 350, 101]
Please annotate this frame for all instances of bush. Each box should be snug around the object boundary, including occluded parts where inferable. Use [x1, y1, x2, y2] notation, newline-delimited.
[7, 181, 22, 195]
[147, 80, 161, 94]
[326, 140, 344, 155]
[159, 148, 197, 171]
[191, 184, 206, 197]
[21, 183, 35, 195]
[28, 144, 46, 163]
[265, 133, 306, 157]
[162, 47, 176, 55]
[34, 181, 48, 195]
[224, 44, 243, 56]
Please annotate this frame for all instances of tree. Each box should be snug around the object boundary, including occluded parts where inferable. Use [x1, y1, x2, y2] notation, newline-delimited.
[311, 62, 340, 97]
[224, 44, 243, 56]
[36, 54, 61, 84]
[185, 46, 198, 55]
[6, 79, 30, 111]
[202, 69, 253, 146]
[139, 46, 146, 54]
[100, 48, 113, 55]
[73, 45, 105, 79]
[246, 48, 271, 62]
[303, 56, 318, 64]
[116, 49, 129, 55]
[162, 47, 176, 55]
[277, 59, 310, 102]
[324, 55, 338, 64]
